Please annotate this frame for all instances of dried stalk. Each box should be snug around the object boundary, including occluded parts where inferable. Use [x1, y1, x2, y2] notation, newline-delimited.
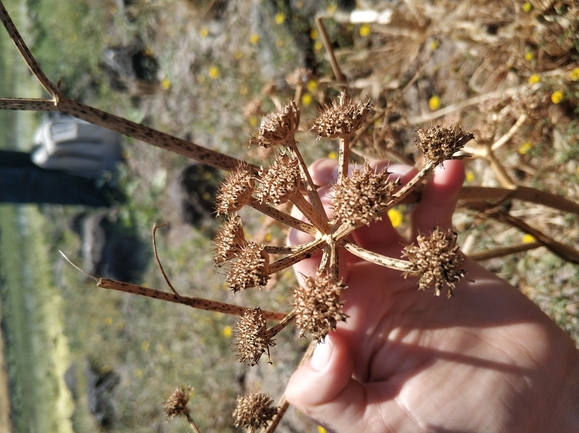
[97, 278, 288, 320]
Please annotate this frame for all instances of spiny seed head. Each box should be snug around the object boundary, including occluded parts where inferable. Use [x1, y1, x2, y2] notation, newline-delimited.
[249, 100, 300, 148]
[332, 163, 397, 226]
[402, 227, 465, 298]
[294, 273, 348, 341]
[415, 124, 473, 165]
[233, 307, 275, 366]
[213, 214, 246, 265]
[233, 392, 278, 433]
[310, 92, 372, 138]
[226, 242, 270, 292]
[215, 164, 255, 215]
[163, 386, 192, 418]
[255, 153, 301, 205]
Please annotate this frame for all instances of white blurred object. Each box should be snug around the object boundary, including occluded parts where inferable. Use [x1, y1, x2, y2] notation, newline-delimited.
[32, 114, 123, 179]
[333, 9, 393, 24]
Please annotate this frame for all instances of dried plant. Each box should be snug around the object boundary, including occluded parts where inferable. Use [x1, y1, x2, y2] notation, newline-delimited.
[2, 2, 579, 432]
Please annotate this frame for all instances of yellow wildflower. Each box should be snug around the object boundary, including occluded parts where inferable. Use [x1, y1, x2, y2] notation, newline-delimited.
[528, 74, 541, 84]
[208, 65, 220, 79]
[518, 142, 532, 155]
[161, 78, 171, 90]
[301, 93, 313, 106]
[307, 79, 318, 93]
[388, 208, 403, 228]
[551, 90, 564, 104]
[222, 325, 233, 338]
[359, 24, 371, 37]
[522, 234, 536, 243]
[523, 2, 532, 12]
[569, 68, 579, 81]
[428, 95, 441, 111]
[250, 33, 260, 44]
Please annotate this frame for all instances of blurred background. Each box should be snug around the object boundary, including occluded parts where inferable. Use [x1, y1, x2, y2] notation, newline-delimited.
[0, 0, 578, 432]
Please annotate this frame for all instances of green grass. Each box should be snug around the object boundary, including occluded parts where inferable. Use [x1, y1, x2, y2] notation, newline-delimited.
[0, 205, 75, 433]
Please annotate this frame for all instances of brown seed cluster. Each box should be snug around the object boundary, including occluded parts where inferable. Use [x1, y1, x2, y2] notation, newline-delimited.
[415, 124, 473, 165]
[226, 242, 270, 292]
[163, 386, 192, 419]
[255, 153, 301, 205]
[215, 164, 255, 215]
[233, 392, 278, 433]
[332, 163, 397, 226]
[286, 68, 311, 87]
[310, 92, 372, 138]
[213, 214, 246, 265]
[402, 227, 465, 297]
[294, 273, 348, 341]
[249, 100, 300, 148]
[233, 307, 275, 366]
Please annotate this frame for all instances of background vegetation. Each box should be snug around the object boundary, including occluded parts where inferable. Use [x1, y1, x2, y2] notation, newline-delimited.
[1, 0, 578, 432]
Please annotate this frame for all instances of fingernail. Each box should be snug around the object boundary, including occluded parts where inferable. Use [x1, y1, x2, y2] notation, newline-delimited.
[310, 339, 333, 371]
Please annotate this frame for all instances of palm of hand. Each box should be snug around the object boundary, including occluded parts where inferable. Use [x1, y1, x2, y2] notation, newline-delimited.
[286, 159, 578, 432]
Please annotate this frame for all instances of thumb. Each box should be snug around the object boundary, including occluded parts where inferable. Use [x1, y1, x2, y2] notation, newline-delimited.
[285, 333, 366, 431]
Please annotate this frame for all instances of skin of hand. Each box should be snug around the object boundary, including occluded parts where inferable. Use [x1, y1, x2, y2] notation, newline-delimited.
[286, 158, 579, 433]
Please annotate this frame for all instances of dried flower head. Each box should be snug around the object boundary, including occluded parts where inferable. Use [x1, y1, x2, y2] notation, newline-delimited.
[163, 386, 192, 418]
[215, 164, 255, 215]
[233, 307, 275, 366]
[286, 68, 311, 87]
[402, 227, 465, 298]
[415, 124, 473, 165]
[226, 241, 270, 292]
[233, 392, 278, 433]
[294, 273, 347, 341]
[213, 214, 246, 265]
[255, 153, 301, 205]
[310, 92, 372, 138]
[250, 100, 300, 148]
[332, 163, 397, 226]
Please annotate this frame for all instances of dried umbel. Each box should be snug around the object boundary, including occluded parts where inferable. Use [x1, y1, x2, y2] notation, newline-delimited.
[215, 164, 255, 215]
[213, 214, 246, 265]
[163, 386, 192, 418]
[249, 100, 300, 148]
[332, 163, 398, 226]
[233, 392, 278, 433]
[226, 241, 270, 292]
[415, 124, 473, 165]
[255, 153, 301, 205]
[310, 92, 372, 138]
[402, 227, 466, 298]
[286, 68, 311, 87]
[294, 274, 348, 341]
[233, 307, 275, 366]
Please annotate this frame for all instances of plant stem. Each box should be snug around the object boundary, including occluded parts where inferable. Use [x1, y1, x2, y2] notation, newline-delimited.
[96, 278, 287, 320]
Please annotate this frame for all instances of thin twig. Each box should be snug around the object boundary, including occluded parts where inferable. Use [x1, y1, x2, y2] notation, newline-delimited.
[152, 223, 180, 296]
[468, 241, 542, 261]
[315, 16, 346, 85]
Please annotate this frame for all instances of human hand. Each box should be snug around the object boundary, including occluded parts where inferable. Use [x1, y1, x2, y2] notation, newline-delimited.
[286, 158, 579, 433]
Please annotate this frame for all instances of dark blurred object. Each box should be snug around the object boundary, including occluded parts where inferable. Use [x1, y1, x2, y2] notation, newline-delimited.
[170, 163, 223, 231]
[1, 113, 124, 207]
[103, 41, 160, 95]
